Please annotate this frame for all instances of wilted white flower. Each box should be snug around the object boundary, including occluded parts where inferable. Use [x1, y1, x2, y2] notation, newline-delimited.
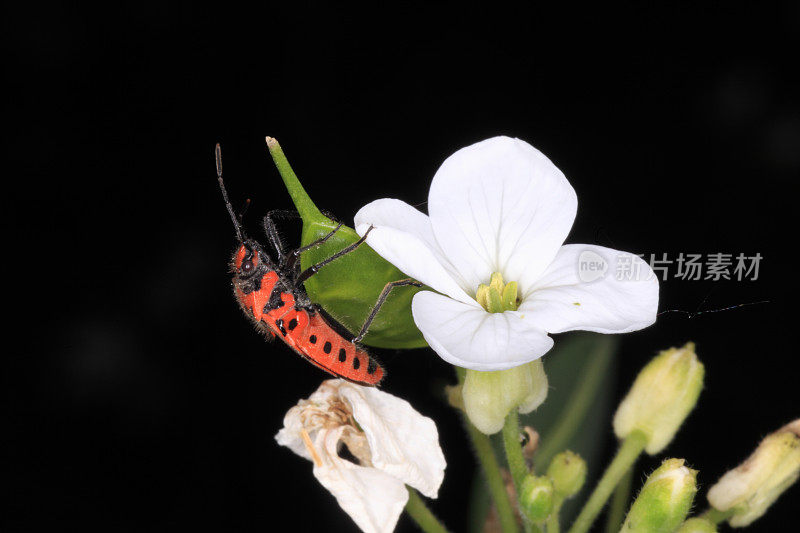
[275, 380, 446, 533]
[354, 136, 658, 371]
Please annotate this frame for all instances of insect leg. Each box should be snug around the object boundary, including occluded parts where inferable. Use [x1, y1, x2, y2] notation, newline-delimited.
[262, 210, 300, 262]
[292, 226, 374, 288]
[284, 222, 345, 272]
[351, 278, 424, 343]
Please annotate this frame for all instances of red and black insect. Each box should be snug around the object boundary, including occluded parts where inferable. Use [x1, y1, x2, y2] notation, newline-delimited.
[215, 144, 419, 386]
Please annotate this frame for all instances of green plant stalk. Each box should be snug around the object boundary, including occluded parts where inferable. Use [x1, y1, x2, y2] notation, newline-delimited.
[535, 348, 613, 473]
[456, 367, 520, 533]
[265, 137, 325, 224]
[546, 496, 564, 533]
[466, 420, 521, 533]
[567, 430, 648, 533]
[502, 411, 531, 491]
[504, 411, 545, 533]
[604, 464, 633, 533]
[405, 487, 451, 533]
[699, 507, 735, 525]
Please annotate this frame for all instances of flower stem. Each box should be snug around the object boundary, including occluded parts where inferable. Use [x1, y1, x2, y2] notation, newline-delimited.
[456, 367, 520, 533]
[567, 430, 647, 533]
[604, 464, 633, 533]
[699, 507, 735, 525]
[405, 487, 450, 533]
[502, 411, 530, 491]
[503, 411, 545, 533]
[467, 422, 521, 533]
[535, 345, 613, 473]
[265, 136, 325, 224]
[546, 497, 564, 533]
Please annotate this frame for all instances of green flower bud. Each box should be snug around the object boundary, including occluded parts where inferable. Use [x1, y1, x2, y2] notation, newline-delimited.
[675, 518, 717, 533]
[462, 359, 547, 435]
[621, 458, 698, 532]
[519, 474, 554, 524]
[707, 419, 800, 527]
[613, 343, 704, 454]
[546, 451, 587, 498]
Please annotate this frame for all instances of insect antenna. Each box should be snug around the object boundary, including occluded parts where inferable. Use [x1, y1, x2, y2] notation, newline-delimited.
[238, 198, 251, 227]
[215, 143, 244, 242]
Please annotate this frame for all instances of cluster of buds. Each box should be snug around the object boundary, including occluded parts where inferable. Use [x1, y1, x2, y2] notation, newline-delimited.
[518, 450, 587, 524]
[613, 343, 799, 530]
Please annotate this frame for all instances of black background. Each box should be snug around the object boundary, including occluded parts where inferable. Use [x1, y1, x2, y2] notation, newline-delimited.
[6, 3, 799, 532]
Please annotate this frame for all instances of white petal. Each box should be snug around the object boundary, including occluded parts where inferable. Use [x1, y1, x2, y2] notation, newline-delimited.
[412, 290, 554, 371]
[355, 198, 475, 304]
[427, 136, 577, 293]
[339, 383, 447, 498]
[313, 426, 409, 533]
[275, 408, 316, 463]
[519, 244, 659, 334]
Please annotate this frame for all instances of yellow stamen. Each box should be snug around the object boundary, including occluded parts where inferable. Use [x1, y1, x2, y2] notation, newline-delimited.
[476, 285, 490, 310]
[476, 272, 519, 312]
[502, 281, 519, 310]
[301, 429, 323, 467]
[489, 272, 505, 293]
[487, 287, 503, 313]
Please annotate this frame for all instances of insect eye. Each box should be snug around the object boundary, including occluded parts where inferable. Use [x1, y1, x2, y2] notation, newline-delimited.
[236, 246, 258, 275]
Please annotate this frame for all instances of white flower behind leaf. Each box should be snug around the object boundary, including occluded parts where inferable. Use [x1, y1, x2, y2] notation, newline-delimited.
[354, 136, 659, 371]
[276, 380, 446, 533]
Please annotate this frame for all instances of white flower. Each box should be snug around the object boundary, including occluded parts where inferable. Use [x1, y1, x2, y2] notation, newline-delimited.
[354, 136, 658, 370]
[275, 380, 446, 533]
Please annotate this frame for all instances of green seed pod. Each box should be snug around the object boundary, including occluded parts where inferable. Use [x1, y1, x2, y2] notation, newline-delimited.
[267, 137, 426, 349]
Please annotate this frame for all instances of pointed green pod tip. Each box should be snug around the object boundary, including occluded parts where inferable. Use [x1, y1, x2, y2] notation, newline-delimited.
[266, 137, 325, 224]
